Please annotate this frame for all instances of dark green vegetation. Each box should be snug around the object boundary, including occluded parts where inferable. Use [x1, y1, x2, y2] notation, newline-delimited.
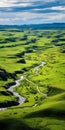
[0, 25, 65, 130]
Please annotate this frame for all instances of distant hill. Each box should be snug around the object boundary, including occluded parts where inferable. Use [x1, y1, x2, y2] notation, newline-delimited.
[0, 23, 65, 31]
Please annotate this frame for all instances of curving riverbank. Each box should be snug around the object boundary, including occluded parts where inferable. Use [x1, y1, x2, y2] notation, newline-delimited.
[35, 61, 46, 73]
[0, 61, 46, 111]
[0, 76, 25, 111]
[8, 76, 25, 104]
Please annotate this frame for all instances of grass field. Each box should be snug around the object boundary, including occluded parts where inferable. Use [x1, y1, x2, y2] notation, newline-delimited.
[0, 26, 65, 130]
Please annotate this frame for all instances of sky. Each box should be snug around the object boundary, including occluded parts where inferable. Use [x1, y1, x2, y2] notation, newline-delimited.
[0, 0, 65, 25]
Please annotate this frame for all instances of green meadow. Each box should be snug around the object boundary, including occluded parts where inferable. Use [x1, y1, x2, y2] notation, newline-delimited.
[0, 27, 65, 130]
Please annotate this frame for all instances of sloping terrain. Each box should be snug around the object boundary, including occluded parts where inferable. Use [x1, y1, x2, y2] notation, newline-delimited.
[0, 26, 65, 130]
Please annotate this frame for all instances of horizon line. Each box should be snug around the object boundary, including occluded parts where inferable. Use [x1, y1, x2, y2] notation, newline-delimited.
[0, 22, 65, 26]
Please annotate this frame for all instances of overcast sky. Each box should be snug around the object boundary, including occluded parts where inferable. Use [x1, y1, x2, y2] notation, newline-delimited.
[0, 0, 65, 25]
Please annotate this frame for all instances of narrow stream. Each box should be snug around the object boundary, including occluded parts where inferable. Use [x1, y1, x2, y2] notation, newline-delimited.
[8, 76, 25, 104]
[0, 61, 46, 111]
[35, 62, 46, 73]
[0, 76, 25, 111]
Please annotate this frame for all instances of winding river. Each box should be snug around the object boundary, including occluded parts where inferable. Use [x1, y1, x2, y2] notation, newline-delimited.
[0, 61, 46, 111]
[8, 76, 25, 104]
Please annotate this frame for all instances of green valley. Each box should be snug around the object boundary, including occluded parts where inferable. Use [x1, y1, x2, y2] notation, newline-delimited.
[0, 25, 65, 130]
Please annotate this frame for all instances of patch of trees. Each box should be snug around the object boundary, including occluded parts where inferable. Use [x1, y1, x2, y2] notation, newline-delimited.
[20, 35, 27, 41]
[17, 59, 26, 64]
[32, 45, 38, 49]
[30, 38, 36, 43]
[52, 38, 65, 43]
[3, 82, 16, 89]
[16, 49, 33, 58]
[0, 99, 19, 108]
[60, 47, 65, 53]
[0, 90, 13, 96]
[62, 49, 65, 53]
[0, 68, 16, 81]
[4, 37, 16, 42]
[26, 49, 33, 53]
[27, 37, 37, 44]
[15, 70, 24, 75]
[15, 51, 25, 58]
[54, 43, 64, 46]
[52, 39, 59, 43]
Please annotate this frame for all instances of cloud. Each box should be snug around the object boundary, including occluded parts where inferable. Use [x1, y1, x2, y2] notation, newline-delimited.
[0, 0, 32, 7]
[0, 0, 64, 8]
[33, 6, 65, 14]
[51, 6, 65, 10]
[0, 11, 65, 25]
[34, 6, 65, 11]
[0, 0, 65, 24]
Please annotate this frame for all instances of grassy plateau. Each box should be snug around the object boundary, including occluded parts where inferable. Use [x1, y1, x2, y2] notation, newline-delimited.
[0, 25, 65, 130]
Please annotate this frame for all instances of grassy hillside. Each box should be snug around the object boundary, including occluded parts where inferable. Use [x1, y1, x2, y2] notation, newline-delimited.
[0, 27, 65, 130]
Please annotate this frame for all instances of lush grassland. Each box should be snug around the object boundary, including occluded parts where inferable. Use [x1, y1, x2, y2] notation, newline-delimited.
[0, 27, 65, 130]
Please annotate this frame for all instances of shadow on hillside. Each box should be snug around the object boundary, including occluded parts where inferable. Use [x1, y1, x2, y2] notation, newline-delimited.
[25, 108, 65, 120]
[0, 118, 40, 130]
